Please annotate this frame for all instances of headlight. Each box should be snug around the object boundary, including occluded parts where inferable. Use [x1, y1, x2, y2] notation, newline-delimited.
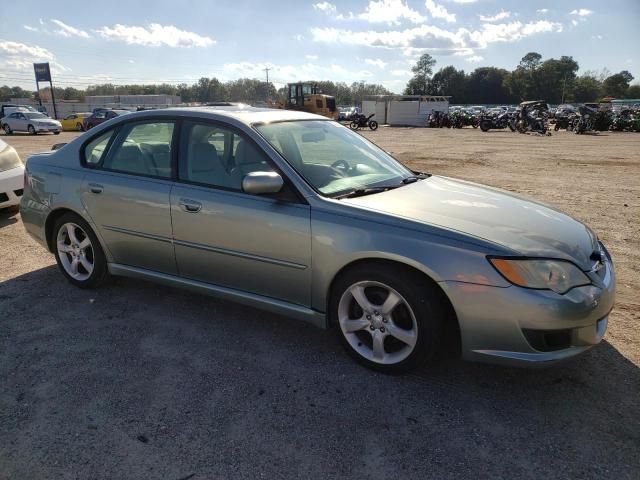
[488, 258, 591, 294]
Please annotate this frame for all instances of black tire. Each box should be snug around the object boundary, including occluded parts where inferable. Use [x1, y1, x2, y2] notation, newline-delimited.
[28, 125, 36, 135]
[2, 124, 12, 135]
[368, 120, 378, 131]
[54, 131, 60, 135]
[76, 122, 84, 131]
[349, 121, 359, 130]
[330, 263, 444, 373]
[479, 120, 491, 132]
[52, 212, 108, 288]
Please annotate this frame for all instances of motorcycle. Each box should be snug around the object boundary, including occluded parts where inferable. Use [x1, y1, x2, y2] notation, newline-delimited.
[609, 109, 634, 132]
[574, 105, 598, 134]
[515, 100, 549, 134]
[479, 111, 515, 132]
[349, 113, 378, 131]
[427, 111, 452, 128]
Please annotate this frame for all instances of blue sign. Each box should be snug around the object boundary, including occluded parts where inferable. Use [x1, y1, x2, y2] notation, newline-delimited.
[34, 63, 51, 82]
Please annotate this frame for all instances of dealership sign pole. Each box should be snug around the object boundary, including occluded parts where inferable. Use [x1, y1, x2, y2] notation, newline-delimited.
[33, 62, 58, 119]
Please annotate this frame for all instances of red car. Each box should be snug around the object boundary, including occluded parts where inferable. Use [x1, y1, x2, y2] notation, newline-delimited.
[83, 109, 131, 130]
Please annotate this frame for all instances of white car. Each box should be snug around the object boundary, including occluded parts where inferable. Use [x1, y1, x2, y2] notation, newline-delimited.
[1, 111, 61, 135]
[0, 139, 24, 209]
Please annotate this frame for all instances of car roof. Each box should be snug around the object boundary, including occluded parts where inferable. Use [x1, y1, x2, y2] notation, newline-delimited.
[124, 106, 327, 125]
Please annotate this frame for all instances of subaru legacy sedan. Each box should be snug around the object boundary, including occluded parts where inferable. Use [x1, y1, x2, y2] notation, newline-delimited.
[20, 107, 615, 372]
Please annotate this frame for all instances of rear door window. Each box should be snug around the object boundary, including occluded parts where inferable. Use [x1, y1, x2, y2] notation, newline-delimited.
[102, 121, 175, 178]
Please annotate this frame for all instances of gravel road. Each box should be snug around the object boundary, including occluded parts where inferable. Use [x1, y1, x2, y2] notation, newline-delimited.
[1, 129, 638, 479]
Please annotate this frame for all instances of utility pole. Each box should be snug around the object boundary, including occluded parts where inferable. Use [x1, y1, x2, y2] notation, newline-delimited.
[561, 73, 567, 104]
[264, 67, 271, 85]
[264, 67, 272, 102]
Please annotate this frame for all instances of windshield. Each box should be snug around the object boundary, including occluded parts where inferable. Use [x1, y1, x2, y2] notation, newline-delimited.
[256, 120, 413, 196]
[25, 113, 48, 119]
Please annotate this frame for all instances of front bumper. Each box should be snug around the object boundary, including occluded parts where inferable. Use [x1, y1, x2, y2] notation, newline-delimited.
[35, 124, 61, 133]
[0, 165, 25, 208]
[440, 253, 615, 367]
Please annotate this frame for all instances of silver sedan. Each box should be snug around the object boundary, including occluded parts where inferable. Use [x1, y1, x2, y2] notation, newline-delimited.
[2, 111, 62, 135]
[20, 107, 615, 372]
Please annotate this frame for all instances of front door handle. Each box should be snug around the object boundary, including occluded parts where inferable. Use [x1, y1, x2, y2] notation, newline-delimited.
[88, 183, 103, 194]
[179, 198, 202, 213]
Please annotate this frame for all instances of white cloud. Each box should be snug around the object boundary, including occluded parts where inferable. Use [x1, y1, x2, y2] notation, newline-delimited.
[365, 58, 388, 68]
[96, 23, 215, 47]
[313, 2, 336, 14]
[311, 20, 563, 55]
[478, 11, 511, 22]
[466, 55, 484, 63]
[570, 8, 593, 16]
[0, 41, 68, 75]
[305, 54, 319, 60]
[295, 34, 305, 41]
[571, 19, 579, 26]
[391, 69, 409, 76]
[450, 0, 476, 3]
[425, 0, 456, 23]
[337, 11, 356, 20]
[128, 59, 135, 64]
[592, 34, 603, 40]
[358, 0, 425, 25]
[51, 19, 90, 38]
[23, 25, 38, 32]
[536, 8, 549, 14]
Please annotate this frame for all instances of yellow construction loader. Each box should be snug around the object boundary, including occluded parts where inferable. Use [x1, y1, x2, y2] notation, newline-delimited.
[271, 83, 338, 119]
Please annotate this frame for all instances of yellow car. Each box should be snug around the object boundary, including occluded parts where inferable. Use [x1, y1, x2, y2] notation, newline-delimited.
[60, 112, 91, 131]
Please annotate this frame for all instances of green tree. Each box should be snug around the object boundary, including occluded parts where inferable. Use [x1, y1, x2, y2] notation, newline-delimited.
[571, 75, 602, 102]
[430, 66, 466, 102]
[627, 84, 640, 98]
[602, 71, 634, 98]
[404, 54, 436, 95]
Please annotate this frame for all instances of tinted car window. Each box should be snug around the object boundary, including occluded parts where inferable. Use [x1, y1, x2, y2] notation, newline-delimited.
[84, 130, 114, 165]
[102, 121, 174, 178]
[179, 122, 274, 190]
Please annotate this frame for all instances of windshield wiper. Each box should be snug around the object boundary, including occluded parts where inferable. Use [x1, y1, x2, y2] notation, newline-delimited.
[334, 186, 398, 199]
[402, 173, 429, 184]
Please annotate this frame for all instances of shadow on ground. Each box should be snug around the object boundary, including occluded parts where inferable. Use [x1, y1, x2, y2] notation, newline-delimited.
[1, 266, 638, 480]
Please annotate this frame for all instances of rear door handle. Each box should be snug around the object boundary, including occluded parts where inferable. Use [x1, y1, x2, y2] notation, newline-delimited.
[88, 183, 103, 194]
[179, 198, 202, 213]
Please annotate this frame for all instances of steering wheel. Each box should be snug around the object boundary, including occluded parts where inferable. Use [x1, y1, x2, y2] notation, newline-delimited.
[331, 159, 350, 172]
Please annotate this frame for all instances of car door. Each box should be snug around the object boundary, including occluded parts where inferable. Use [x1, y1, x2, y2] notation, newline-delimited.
[80, 119, 178, 274]
[14, 113, 28, 131]
[170, 120, 312, 306]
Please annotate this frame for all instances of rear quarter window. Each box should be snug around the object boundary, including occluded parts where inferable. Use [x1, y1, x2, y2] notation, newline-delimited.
[83, 130, 114, 165]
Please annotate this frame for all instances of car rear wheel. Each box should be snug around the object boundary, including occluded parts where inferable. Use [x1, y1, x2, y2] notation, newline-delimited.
[76, 122, 84, 131]
[331, 264, 444, 373]
[53, 213, 108, 288]
[28, 125, 36, 135]
[2, 124, 11, 134]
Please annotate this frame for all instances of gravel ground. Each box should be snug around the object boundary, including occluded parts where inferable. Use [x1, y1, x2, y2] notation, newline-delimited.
[0, 129, 638, 480]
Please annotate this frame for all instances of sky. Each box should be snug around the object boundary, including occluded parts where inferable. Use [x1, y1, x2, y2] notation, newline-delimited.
[1, 0, 638, 94]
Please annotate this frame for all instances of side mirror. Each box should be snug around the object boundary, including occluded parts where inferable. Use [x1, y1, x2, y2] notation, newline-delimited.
[242, 171, 284, 195]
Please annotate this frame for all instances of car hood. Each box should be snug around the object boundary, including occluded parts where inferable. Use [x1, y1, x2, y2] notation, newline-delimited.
[342, 176, 599, 270]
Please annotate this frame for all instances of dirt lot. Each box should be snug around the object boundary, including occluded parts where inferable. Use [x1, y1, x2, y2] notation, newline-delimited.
[1, 128, 639, 479]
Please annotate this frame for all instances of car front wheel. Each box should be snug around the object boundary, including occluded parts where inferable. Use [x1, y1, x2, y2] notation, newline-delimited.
[331, 264, 444, 373]
[2, 124, 11, 134]
[53, 213, 108, 288]
[28, 125, 36, 135]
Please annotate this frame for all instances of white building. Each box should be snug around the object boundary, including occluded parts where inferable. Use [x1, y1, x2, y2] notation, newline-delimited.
[362, 95, 450, 126]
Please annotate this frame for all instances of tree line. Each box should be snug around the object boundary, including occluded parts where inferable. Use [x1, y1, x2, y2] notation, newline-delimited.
[405, 52, 639, 104]
[2, 52, 637, 106]
[0, 77, 391, 106]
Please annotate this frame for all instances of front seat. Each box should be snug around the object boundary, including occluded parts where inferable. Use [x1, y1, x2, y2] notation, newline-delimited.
[231, 140, 270, 188]
[189, 143, 233, 187]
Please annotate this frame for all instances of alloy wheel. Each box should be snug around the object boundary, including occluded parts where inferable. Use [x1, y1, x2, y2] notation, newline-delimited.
[56, 222, 95, 281]
[338, 281, 418, 365]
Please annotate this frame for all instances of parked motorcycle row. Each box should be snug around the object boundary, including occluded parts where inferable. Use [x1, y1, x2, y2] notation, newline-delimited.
[552, 105, 640, 134]
[426, 101, 640, 135]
